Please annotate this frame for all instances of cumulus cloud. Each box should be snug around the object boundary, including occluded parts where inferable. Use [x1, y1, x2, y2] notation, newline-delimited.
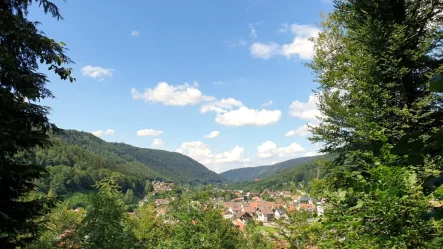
[131, 82, 215, 106]
[215, 106, 281, 126]
[285, 123, 317, 137]
[250, 42, 280, 59]
[177, 141, 249, 165]
[289, 94, 322, 122]
[81, 65, 113, 79]
[257, 141, 306, 158]
[261, 100, 273, 107]
[200, 98, 243, 113]
[151, 138, 164, 146]
[137, 129, 163, 136]
[131, 31, 140, 36]
[281, 24, 320, 60]
[204, 131, 220, 139]
[250, 23, 319, 60]
[92, 129, 115, 137]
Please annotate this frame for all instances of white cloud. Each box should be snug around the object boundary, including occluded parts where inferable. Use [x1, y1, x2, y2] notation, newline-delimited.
[289, 94, 322, 122]
[200, 98, 243, 114]
[249, 23, 257, 38]
[91, 129, 115, 137]
[152, 138, 164, 147]
[250, 23, 319, 60]
[81, 65, 113, 79]
[257, 141, 306, 158]
[204, 131, 220, 139]
[177, 141, 249, 165]
[131, 31, 140, 36]
[285, 123, 317, 137]
[261, 100, 273, 107]
[215, 106, 281, 126]
[250, 42, 279, 59]
[137, 129, 163, 136]
[304, 151, 321, 157]
[281, 24, 320, 60]
[213, 81, 226, 85]
[131, 82, 215, 106]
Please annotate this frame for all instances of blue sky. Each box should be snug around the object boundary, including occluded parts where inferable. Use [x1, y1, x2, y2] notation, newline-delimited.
[31, 0, 333, 172]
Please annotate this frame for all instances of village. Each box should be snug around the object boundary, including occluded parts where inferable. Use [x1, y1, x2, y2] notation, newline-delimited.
[150, 181, 325, 242]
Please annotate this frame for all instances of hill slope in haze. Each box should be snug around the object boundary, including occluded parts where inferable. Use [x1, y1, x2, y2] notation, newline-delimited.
[220, 156, 322, 182]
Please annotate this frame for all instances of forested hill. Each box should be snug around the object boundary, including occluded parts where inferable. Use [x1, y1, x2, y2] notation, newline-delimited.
[220, 155, 323, 182]
[228, 154, 334, 192]
[33, 130, 224, 197]
[60, 130, 223, 184]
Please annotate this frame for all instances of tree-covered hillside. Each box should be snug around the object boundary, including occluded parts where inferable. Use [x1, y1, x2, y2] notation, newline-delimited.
[221, 155, 323, 182]
[60, 130, 224, 185]
[228, 155, 333, 192]
[33, 130, 225, 198]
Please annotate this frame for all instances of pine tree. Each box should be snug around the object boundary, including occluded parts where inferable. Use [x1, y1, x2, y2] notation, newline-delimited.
[0, 0, 74, 247]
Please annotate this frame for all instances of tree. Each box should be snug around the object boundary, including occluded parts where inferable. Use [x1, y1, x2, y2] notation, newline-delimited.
[124, 189, 135, 205]
[78, 176, 136, 249]
[129, 204, 166, 248]
[144, 181, 154, 194]
[308, 0, 443, 247]
[0, 0, 74, 247]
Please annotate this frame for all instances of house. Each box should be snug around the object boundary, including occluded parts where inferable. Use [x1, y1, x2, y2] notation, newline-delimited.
[274, 209, 288, 220]
[154, 199, 169, 206]
[242, 207, 257, 216]
[299, 203, 316, 212]
[280, 191, 292, 198]
[236, 212, 253, 222]
[223, 211, 234, 220]
[317, 204, 324, 216]
[257, 207, 274, 222]
[232, 220, 245, 231]
[229, 205, 242, 214]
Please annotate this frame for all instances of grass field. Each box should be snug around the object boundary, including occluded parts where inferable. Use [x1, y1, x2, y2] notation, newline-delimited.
[256, 226, 278, 233]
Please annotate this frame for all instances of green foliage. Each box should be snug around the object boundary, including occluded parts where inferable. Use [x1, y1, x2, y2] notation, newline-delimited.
[163, 204, 244, 249]
[0, 0, 75, 247]
[78, 176, 136, 249]
[144, 181, 154, 194]
[128, 204, 167, 248]
[305, 0, 443, 247]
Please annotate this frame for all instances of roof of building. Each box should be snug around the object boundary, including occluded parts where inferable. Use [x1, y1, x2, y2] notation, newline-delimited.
[242, 207, 256, 213]
[259, 207, 274, 215]
[275, 209, 286, 215]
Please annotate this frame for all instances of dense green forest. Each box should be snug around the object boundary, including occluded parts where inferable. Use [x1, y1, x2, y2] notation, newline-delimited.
[220, 155, 323, 182]
[32, 130, 225, 198]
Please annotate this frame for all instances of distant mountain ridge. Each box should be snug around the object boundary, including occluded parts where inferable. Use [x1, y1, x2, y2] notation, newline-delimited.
[59, 130, 225, 185]
[220, 156, 323, 182]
